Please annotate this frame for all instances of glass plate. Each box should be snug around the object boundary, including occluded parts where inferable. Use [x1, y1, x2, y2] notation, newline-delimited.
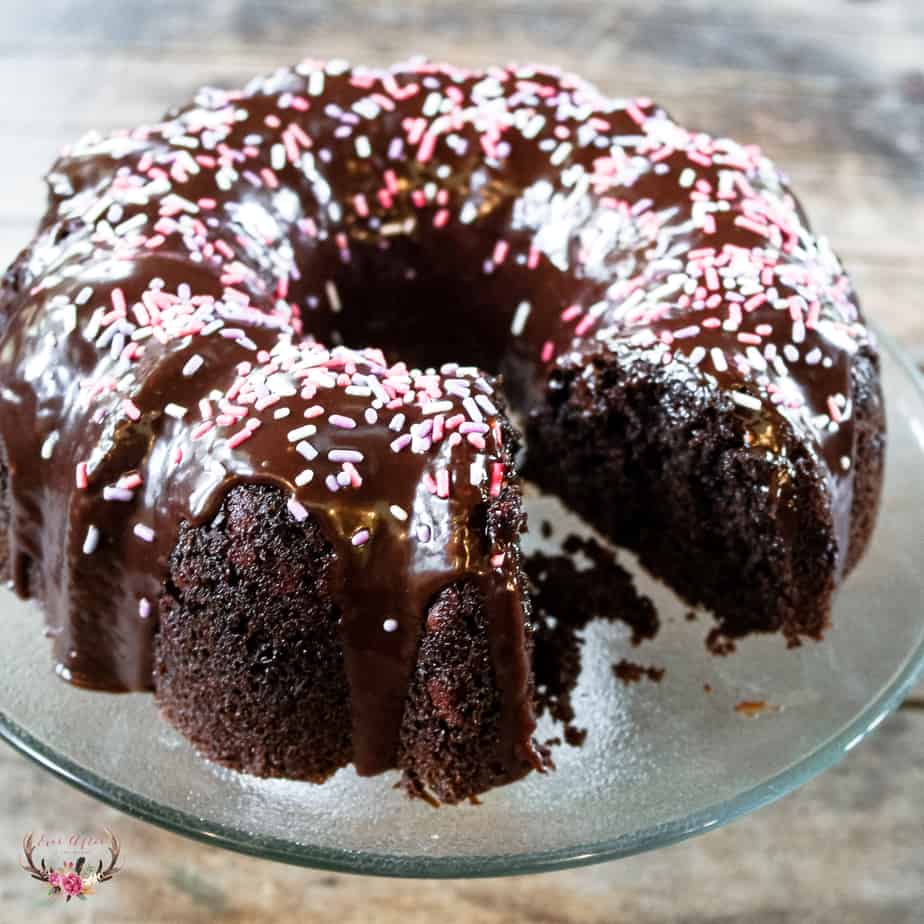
[1, 328, 922, 879]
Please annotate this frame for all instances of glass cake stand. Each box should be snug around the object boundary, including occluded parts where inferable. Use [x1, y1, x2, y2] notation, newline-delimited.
[0, 328, 922, 879]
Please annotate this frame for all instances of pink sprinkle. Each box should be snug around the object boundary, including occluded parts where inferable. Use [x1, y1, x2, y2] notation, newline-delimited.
[433, 209, 449, 228]
[329, 414, 356, 429]
[436, 469, 450, 498]
[118, 473, 143, 490]
[490, 552, 506, 568]
[467, 433, 486, 450]
[541, 340, 555, 363]
[303, 405, 324, 419]
[489, 462, 504, 497]
[561, 304, 582, 323]
[122, 399, 142, 421]
[75, 461, 89, 489]
[351, 528, 371, 547]
[417, 132, 437, 163]
[342, 461, 363, 488]
[191, 421, 214, 440]
[492, 240, 509, 265]
[111, 288, 126, 313]
[227, 428, 254, 449]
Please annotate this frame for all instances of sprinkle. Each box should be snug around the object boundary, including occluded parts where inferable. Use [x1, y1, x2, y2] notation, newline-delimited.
[489, 462, 504, 497]
[121, 399, 142, 421]
[383, 618, 399, 633]
[164, 403, 187, 419]
[436, 469, 450, 498]
[351, 528, 370, 547]
[325, 280, 342, 312]
[82, 525, 100, 555]
[328, 449, 363, 463]
[510, 300, 531, 336]
[40, 431, 59, 460]
[475, 394, 498, 416]
[730, 391, 762, 411]
[182, 354, 204, 377]
[389, 504, 408, 521]
[288, 424, 318, 442]
[329, 414, 356, 429]
[75, 462, 89, 489]
[133, 523, 155, 543]
[138, 598, 151, 620]
[296, 440, 318, 461]
[103, 486, 134, 502]
[287, 497, 309, 522]
[710, 348, 728, 373]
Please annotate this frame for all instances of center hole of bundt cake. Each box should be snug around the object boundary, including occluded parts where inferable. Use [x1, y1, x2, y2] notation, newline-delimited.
[307, 238, 514, 377]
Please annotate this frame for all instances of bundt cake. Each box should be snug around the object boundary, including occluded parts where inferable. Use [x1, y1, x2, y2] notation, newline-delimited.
[0, 59, 885, 802]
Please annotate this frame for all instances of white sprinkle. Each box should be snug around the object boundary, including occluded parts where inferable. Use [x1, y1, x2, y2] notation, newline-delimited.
[355, 135, 372, 158]
[164, 403, 187, 419]
[308, 70, 325, 96]
[182, 354, 204, 377]
[288, 424, 317, 442]
[710, 348, 728, 373]
[463, 396, 483, 423]
[389, 504, 408, 521]
[328, 449, 363, 463]
[82, 525, 100, 555]
[287, 497, 309, 522]
[423, 400, 453, 415]
[273, 407, 291, 419]
[687, 346, 706, 366]
[364, 408, 378, 425]
[325, 280, 342, 312]
[271, 143, 286, 171]
[475, 394, 498, 416]
[745, 346, 767, 372]
[296, 440, 318, 461]
[510, 300, 531, 336]
[730, 391, 762, 411]
[40, 431, 60, 460]
[383, 618, 399, 633]
[133, 523, 155, 543]
[389, 413, 406, 432]
[295, 469, 314, 487]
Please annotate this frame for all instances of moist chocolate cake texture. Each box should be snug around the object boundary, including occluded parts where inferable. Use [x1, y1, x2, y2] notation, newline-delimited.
[0, 59, 884, 801]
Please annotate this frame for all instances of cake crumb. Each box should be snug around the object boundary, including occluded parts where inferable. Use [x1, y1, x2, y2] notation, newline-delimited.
[613, 659, 665, 685]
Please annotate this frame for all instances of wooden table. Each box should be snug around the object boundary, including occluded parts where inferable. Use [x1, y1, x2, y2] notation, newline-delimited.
[0, 1, 921, 920]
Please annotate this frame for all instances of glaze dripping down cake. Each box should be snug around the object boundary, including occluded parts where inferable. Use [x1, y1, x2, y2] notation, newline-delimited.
[0, 59, 885, 802]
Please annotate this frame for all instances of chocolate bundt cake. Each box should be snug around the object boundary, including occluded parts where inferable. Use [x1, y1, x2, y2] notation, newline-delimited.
[0, 59, 884, 802]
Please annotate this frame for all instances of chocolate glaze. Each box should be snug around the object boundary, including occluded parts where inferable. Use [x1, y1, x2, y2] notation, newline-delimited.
[0, 60, 874, 777]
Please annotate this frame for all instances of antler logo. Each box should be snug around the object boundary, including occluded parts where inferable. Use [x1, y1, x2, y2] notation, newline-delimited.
[21, 829, 121, 901]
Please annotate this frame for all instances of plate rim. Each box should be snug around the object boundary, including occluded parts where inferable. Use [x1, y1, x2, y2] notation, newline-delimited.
[1, 323, 922, 879]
